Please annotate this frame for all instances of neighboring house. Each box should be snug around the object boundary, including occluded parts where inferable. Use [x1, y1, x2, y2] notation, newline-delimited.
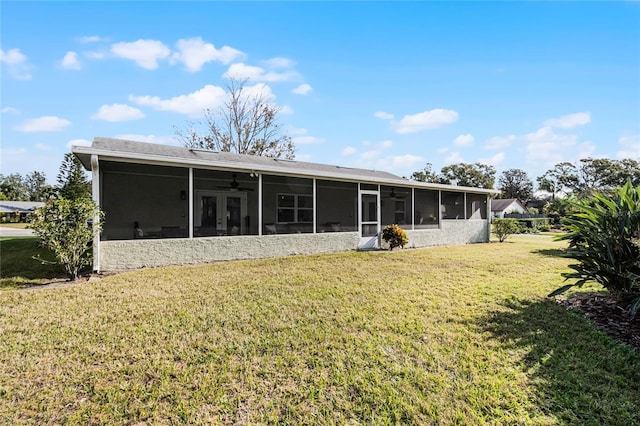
[0, 201, 45, 222]
[73, 138, 499, 271]
[490, 198, 527, 219]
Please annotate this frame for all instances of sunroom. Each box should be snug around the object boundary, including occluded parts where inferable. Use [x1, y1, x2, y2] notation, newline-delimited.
[73, 138, 498, 271]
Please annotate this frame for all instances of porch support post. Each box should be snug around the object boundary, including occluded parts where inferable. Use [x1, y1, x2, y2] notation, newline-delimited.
[258, 173, 263, 236]
[464, 192, 467, 220]
[486, 194, 492, 241]
[312, 178, 317, 234]
[188, 167, 193, 239]
[90, 155, 100, 273]
[376, 184, 381, 246]
[438, 190, 442, 229]
[357, 183, 362, 236]
[411, 188, 415, 230]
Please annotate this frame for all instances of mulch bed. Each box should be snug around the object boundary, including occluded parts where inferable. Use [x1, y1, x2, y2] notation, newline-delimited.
[559, 294, 640, 351]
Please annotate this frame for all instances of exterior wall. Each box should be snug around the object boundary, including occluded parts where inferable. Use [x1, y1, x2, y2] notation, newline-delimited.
[406, 219, 489, 248]
[99, 219, 490, 271]
[100, 231, 360, 270]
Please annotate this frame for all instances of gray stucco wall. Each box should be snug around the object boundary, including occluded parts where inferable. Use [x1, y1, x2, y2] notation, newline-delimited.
[406, 220, 489, 248]
[100, 232, 361, 270]
[98, 219, 490, 271]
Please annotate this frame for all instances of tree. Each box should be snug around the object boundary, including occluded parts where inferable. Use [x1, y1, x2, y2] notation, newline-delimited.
[410, 162, 441, 183]
[176, 78, 295, 159]
[440, 163, 496, 189]
[29, 196, 104, 280]
[25, 171, 53, 201]
[0, 173, 29, 200]
[497, 169, 534, 202]
[537, 162, 579, 200]
[57, 153, 91, 200]
[492, 218, 520, 242]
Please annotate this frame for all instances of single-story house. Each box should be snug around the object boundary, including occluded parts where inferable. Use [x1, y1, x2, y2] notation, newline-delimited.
[73, 137, 500, 271]
[0, 201, 45, 222]
[490, 198, 527, 218]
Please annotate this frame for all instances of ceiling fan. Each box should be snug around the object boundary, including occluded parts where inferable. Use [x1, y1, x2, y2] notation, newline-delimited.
[217, 173, 254, 192]
[383, 187, 406, 200]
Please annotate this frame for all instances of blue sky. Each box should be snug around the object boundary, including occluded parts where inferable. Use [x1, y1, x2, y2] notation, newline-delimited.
[2, 1, 639, 185]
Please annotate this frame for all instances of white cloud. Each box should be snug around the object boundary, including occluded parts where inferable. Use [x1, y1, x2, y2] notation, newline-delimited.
[342, 146, 357, 156]
[14, 116, 71, 132]
[224, 62, 298, 82]
[60, 51, 81, 70]
[524, 126, 581, 166]
[392, 109, 458, 134]
[288, 127, 308, 136]
[361, 150, 380, 161]
[279, 104, 294, 115]
[454, 133, 474, 147]
[374, 111, 394, 120]
[66, 138, 91, 148]
[485, 134, 516, 150]
[114, 134, 179, 146]
[1, 106, 19, 114]
[543, 112, 591, 129]
[0, 48, 32, 80]
[388, 154, 423, 170]
[79, 35, 106, 44]
[616, 135, 640, 159]
[379, 140, 393, 149]
[111, 39, 171, 70]
[263, 57, 295, 68]
[478, 152, 505, 166]
[293, 136, 325, 144]
[84, 51, 106, 60]
[171, 37, 244, 72]
[35, 143, 50, 151]
[129, 84, 227, 117]
[440, 149, 464, 164]
[292, 84, 313, 95]
[91, 103, 145, 122]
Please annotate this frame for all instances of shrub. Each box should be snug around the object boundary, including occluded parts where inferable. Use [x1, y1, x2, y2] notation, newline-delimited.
[549, 181, 640, 315]
[382, 224, 409, 250]
[492, 218, 519, 242]
[29, 196, 104, 280]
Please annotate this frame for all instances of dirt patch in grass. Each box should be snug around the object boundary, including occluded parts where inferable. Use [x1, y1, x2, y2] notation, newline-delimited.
[559, 294, 640, 351]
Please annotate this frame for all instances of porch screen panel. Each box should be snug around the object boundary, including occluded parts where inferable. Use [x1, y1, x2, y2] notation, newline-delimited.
[262, 175, 313, 234]
[316, 180, 357, 233]
[466, 193, 487, 219]
[193, 169, 259, 237]
[414, 189, 439, 229]
[380, 186, 412, 228]
[100, 161, 188, 241]
[441, 191, 465, 220]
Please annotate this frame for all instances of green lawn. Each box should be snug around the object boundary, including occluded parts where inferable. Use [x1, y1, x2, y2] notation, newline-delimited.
[0, 236, 638, 424]
[0, 236, 64, 288]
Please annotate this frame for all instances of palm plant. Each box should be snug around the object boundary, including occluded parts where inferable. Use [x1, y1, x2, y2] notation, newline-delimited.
[549, 181, 640, 316]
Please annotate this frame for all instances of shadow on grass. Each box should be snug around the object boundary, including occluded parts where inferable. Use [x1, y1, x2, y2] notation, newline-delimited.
[475, 298, 640, 425]
[531, 248, 569, 258]
[0, 237, 64, 289]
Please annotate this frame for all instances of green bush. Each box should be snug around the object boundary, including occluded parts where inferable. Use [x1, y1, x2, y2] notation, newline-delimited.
[492, 218, 519, 242]
[29, 196, 104, 280]
[382, 224, 409, 250]
[550, 181, 640, 315]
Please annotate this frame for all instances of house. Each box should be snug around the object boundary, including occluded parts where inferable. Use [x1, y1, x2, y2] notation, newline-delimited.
[0, 201, 45, 222]
[490, 198, 527, 218]
[72, 137, 500, 271]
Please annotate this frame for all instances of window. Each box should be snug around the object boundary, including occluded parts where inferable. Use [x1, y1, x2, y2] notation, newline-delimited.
[277, 194, 313, 223]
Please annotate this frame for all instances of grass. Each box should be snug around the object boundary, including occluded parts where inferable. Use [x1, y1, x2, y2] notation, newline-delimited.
[0, 222, 30, 229]
[0, 236, 64, 289]
[0, 235, 638, 424]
